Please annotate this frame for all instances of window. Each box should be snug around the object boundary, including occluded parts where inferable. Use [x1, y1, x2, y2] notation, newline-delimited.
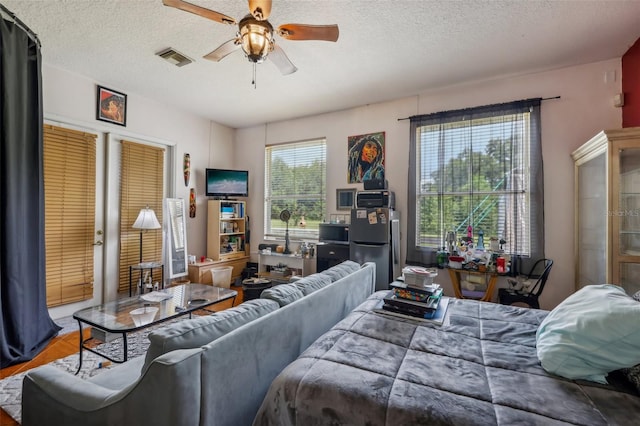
[407, 99, 544, 271]
[265, 139, 326, 240]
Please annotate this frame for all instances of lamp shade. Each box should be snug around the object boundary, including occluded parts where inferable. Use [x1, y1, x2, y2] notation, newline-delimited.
[239, 15, 273, 63]
[132, 206, 161, 230]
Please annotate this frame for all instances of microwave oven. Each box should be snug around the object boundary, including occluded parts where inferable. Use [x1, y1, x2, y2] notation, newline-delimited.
[318, 223, 349, 244]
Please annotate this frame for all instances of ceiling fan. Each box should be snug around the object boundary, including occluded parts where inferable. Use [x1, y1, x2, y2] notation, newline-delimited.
[162, 0, 339, 76]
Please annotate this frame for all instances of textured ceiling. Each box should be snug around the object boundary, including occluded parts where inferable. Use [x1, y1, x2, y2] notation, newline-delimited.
[2, 0, 640, 129]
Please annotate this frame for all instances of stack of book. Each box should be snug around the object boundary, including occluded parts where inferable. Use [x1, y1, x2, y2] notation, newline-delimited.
[221, 206, 235, 218]
[382, 281, 444, 320]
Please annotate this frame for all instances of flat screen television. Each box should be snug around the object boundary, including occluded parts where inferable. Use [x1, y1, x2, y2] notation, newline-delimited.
[205, 168, 249, 198]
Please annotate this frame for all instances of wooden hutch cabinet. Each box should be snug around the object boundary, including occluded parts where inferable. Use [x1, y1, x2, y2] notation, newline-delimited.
[572, 127, 640, 295]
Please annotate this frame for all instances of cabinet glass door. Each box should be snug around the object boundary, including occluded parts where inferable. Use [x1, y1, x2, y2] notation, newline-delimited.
[618, 148, 640, 294]
[618, 149, 640, 254]
[577, 153, 606, 288]
[619, 263, 640, 295]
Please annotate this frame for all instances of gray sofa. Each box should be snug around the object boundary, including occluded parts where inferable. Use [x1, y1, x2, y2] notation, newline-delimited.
[22, 261, 376, 426]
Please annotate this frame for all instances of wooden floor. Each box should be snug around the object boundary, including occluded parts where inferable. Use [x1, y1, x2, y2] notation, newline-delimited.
[0, 287, 243, 426]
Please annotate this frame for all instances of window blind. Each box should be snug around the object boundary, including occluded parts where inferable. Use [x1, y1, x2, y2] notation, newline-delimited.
[119, 140, 165, 293]
[407, 99, 544, 272]
[43, 124, 97, 306]
[265, 139, 326, 240]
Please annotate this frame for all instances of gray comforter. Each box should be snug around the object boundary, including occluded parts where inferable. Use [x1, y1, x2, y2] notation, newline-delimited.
[254, 291, 640, 425]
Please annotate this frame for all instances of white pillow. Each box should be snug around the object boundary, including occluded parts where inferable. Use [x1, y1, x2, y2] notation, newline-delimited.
[536, 284, 640, 383]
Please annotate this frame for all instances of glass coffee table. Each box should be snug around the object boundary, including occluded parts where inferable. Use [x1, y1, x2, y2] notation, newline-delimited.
[72, 283, 237, 374]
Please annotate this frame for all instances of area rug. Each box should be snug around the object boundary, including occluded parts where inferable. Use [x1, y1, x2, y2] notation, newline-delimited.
[0, 319, 183, 425]
[54, 314, 80, 336]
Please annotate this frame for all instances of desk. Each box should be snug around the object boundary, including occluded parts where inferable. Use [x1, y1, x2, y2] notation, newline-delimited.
[258, 252, 316, 280]
[129, 262, 164, 296]
[447, 268, 498, 302]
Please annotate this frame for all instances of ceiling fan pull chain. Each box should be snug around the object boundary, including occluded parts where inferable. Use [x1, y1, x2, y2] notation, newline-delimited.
[252, 62, 258, 89]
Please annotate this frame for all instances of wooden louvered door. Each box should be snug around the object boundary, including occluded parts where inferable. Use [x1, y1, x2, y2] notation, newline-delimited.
[43, 124, 104, 307]
[118, 140, 165, 294]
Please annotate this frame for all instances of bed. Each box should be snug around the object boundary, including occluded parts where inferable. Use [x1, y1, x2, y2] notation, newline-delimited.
[254, 290, 640, 426]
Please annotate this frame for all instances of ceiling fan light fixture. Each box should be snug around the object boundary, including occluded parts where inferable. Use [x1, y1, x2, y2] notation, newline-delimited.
[239, 15, 274, 63]
[164, 0, 339, 75]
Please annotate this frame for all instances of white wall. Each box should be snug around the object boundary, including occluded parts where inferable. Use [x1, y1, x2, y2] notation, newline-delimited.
[235, 59, 623, 309]
[41, 57, 623, 315]
[42, 64, 232, 318]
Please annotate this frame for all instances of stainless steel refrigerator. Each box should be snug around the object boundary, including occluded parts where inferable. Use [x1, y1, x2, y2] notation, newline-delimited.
[349, 207, 400, 291]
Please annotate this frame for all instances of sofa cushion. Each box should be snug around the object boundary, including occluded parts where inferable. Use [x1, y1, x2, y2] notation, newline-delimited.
[293, 273, 332, 296]
[143, 298, 279, 372]
[89, 356, 146, 390]
[321, 260, 361, 282]
[260, 283, 304, 307]
[536, 284, 640, 383]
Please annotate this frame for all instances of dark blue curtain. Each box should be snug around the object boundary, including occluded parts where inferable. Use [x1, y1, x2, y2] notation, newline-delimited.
[1, 8, 61, 368]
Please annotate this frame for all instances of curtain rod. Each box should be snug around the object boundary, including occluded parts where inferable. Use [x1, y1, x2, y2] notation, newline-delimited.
[0, 4, 41, 48]
[397, 95, 560, 121]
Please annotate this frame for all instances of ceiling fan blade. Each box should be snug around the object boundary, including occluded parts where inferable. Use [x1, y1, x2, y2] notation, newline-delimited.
[277, 24, 339, 42]
[162, 0, 236, 25]
[248, 0, 272, 20]
[269, 44, 297, 75]
[203, 39, 241, 62]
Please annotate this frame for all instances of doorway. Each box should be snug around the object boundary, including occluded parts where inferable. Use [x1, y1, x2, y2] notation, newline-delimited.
[44, 123, 105, 319]
[45, 124, 173, 319]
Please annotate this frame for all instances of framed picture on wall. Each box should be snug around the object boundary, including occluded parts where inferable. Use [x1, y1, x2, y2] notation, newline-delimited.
[96, 85, 127, 126]
[347, 131, 385, 183]
[336, 188, 356, 210]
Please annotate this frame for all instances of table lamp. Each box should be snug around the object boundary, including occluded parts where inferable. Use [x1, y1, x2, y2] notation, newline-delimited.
[132, 205, 161, 263]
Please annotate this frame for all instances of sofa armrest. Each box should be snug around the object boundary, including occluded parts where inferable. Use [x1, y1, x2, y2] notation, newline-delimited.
[22, 348, 203, 426]
[24, 365, 118, 411]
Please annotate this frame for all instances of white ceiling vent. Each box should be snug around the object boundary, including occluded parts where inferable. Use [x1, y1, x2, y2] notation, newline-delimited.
[156, 48, 193, 67]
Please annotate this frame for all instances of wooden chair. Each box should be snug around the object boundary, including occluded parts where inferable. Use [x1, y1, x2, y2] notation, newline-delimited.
[498, 258, 553, 309]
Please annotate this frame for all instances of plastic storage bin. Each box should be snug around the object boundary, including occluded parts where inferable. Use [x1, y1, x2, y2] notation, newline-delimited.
[170, 277, 190, 287]
[402, 266, 437, 287]
[210, 266, 233, 288]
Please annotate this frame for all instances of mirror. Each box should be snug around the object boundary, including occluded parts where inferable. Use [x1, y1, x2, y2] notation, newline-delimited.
[163, 198, 188, 281]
